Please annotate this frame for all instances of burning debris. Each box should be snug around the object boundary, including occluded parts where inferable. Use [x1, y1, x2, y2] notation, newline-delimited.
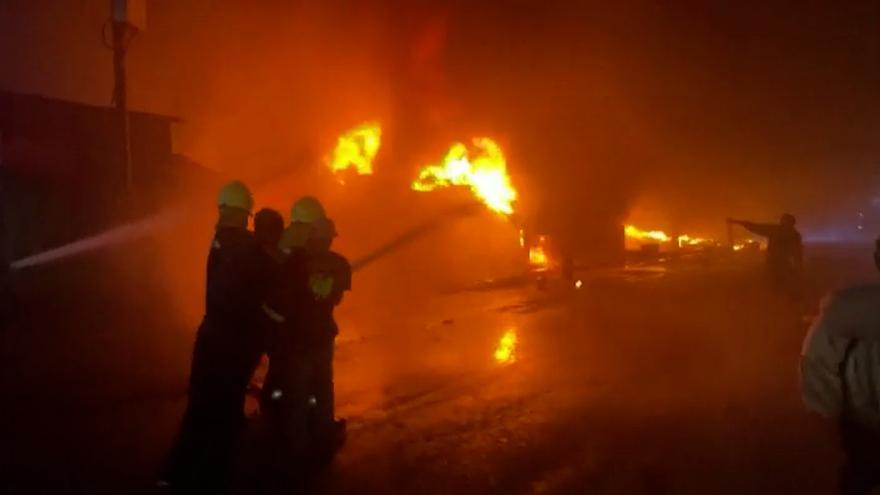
[494, 328, 518, 364]
[625, 225, 722, 251]
[733, 240, 763, 252]
[624, 225, 671, 244]
[412, 137, 517, 215]
[676, 235, 714, 248]
[528, 235, 551, 271]
[326, 122, 382, 182]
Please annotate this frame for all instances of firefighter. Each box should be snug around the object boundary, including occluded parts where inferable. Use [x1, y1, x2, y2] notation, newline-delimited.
[262, 197, 350, 468]
[801, 237, 880, 494]
[727, 214, 803, 290]
[300, 214, 350, 458]
[161, 182, 279, 491]
[253, 208, 286, 263]
[258, 217, 312, 484]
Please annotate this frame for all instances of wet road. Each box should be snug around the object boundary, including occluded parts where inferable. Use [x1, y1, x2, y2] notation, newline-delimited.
[2, 246, 871, 493]
[326, 266, 833, 495]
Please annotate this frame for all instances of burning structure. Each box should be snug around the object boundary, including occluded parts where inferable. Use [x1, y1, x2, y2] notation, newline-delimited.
[412, 137, 517, 216]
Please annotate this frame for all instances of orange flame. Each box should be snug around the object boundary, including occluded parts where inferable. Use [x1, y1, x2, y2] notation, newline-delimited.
[676, 235, 713, 247]
[326, 122, 381, 179]
[494, 328, 518, 364]
[529, 245, 549, 267]
[626, 225, 722, 250]
[624, 225, 670, 243]
[528, 235, 550, 270]
[412, 137, 517, 215]
[733, 240, 762, 251]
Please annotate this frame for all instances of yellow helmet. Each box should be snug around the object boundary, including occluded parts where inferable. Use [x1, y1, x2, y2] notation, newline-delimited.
[290, 196, 326, 224]
[217, 181, 254, 212]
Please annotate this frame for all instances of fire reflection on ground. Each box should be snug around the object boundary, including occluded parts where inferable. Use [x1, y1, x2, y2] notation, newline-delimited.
[494, 328, 519, 364]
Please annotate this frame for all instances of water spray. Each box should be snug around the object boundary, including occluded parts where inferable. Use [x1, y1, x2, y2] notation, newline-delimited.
[10, 212, 178, 271]
[9, 202, 481, 273]
[350, 203, 480, 272]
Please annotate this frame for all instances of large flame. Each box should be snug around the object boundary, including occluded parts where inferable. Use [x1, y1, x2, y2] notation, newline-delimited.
[326, 122, 381, 180]
[412, 137, 517, 215]
[494, 328, 518, 364]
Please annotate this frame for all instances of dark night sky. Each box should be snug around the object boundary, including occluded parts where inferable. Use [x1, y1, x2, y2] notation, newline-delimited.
[0, 0, 877, 234]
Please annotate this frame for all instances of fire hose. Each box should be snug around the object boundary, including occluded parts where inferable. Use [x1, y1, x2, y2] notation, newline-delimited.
[349, 203, 479, 272]
[9, 202, 481, 273]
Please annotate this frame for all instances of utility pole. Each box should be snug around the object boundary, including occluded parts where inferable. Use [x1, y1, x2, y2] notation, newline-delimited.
[110, 0, 146, 191]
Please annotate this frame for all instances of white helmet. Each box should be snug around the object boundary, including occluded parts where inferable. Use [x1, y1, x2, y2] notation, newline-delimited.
[217, 181, 254, 212]
[290, 196, 326, 224]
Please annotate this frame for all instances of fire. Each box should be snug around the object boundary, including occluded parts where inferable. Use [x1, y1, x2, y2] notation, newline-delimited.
[624, 225, 670, 243]
[626, 225, 721, 249]
[412, 137, 517, 215]
[494, 328, 518, 364]
[676, 235, 712, 247]
[528, 235, 550, 270]
[326, 122, 381, 180]
[529, 245, 549, 268]
[733, 240, 762, 251]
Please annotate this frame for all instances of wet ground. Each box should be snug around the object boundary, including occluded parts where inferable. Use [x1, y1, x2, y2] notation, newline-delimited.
[2, 244, 874, 494]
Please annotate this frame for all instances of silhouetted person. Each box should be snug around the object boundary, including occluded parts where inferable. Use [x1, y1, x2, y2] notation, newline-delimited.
[261, 198, 350, 485]
[802, 237, 880, 494]
[728, 214, 803, 290]
[258, 223, 312, 486]
[299, 217, 350, 458]
[162, 185, 282, 492]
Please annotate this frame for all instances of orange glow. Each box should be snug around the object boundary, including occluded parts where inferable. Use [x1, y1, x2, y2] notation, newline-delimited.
[326, 122, 381, 180]
[575, 279, 583, 289]
[733, 240, 762, 251]
[676, 235, 714, 247]
[494, 328, 518, 364]
[412, 137, 517, 215]
[518, 229, 525, 248]
[528, 235, 550, 270]
[529, 245, 549, 268]
[625, 225, 670, 243]
[626, 225, 722, 250]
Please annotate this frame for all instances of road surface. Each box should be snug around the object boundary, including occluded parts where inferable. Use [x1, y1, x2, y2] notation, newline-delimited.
[2, 244, 871, 493]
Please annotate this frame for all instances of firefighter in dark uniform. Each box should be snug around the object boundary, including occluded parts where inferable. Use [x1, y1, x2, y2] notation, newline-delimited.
[161, 182, 281, 491]
[301, 214, 350, 457]
[261, 196, 350, 476]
